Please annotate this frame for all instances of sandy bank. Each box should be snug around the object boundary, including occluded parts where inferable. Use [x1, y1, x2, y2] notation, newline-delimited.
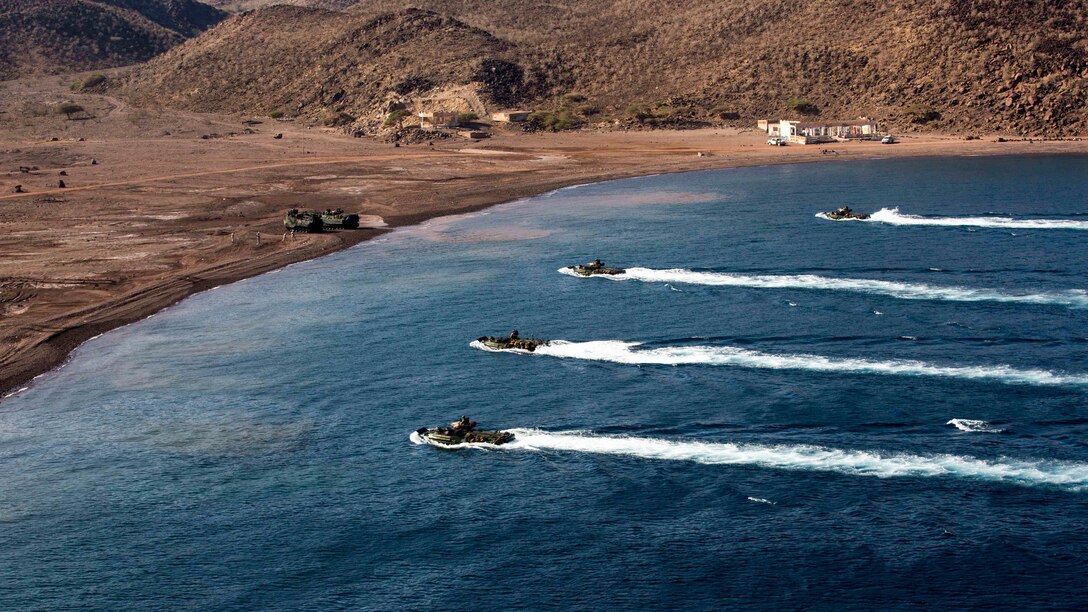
[3, 74, 1088, 397]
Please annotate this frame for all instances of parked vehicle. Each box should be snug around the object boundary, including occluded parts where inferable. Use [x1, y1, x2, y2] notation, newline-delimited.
[767, 137, 786, 146]
[881, 135, 897, 144]
[283, 209, 323, 232]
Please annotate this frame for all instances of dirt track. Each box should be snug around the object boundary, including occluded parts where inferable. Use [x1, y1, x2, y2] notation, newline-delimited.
[3, 73, 1088, 397]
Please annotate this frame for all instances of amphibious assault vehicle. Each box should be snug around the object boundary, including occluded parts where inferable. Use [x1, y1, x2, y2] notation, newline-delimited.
[476, 330, 550, 352]
[320, 208, 360, 229]
[416, 416, 514, 446]
[569, 259, 625, 276]
[822, 206, 871, 220]
[284, 209, 324, 232]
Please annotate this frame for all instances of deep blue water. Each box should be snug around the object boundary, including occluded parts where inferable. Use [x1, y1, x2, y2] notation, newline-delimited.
[3, 155, 1088, 609]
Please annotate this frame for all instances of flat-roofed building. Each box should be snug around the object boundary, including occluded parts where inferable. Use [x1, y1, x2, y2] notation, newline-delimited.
[418, 111, 461, 129]
[761, 118, 879, 143]
[492, 110, 531, 123]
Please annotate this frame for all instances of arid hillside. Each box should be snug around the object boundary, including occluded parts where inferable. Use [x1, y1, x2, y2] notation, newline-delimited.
[206, 0, 358, 11]
[123, 7, 552, 124]
[0, 0, 226, 80]
[125, 0, 1088, 135]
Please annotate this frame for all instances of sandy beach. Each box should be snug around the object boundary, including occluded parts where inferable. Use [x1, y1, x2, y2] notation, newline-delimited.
[3, 73, 1088, 396]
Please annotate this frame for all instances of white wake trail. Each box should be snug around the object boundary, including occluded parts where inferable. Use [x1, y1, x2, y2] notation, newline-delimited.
[502, 429, 1088, 491]
[947, 419, 1005, 433]
[560, 267, 1088, 308]
[836, 207, 1088, 230]
[497, 340, 1088, 387]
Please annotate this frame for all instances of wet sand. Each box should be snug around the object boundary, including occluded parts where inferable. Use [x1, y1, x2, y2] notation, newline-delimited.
[3, 73, 1087, 396]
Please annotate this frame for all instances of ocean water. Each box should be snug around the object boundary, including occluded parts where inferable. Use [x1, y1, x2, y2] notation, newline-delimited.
[3, 155, 1088, 609]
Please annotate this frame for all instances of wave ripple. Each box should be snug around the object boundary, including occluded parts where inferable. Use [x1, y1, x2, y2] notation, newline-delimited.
[560, 267, 1088, 308]
[503, 429, 1088, 491]
[491, 340, 1088, 387]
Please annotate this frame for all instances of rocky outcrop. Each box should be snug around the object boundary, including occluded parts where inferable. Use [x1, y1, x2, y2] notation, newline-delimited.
[0, 0, 226, 79]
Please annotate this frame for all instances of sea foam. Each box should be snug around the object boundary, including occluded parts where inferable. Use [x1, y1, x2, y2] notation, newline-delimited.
[559, 267, 1088, 308]
[838, 207, 1088, 230]
[500, 429, 1088, 491]
[477, 339, 1088, 387]
[947, 419, 1005, 433]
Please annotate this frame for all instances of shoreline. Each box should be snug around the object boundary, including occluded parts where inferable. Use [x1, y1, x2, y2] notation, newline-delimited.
[3, 105, 1088, 397]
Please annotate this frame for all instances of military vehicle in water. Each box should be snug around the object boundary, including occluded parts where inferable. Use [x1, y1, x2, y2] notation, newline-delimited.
[822, 206, 871, 220]
[284, 209, 324, 232]
[416, 416, 515, 446]
[320, 208, 360, 229]
[476, 329, 550, 352]
[570, 259, 625, 276]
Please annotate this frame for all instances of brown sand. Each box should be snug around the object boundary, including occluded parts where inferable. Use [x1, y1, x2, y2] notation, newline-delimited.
[3, 73, 1087, 396]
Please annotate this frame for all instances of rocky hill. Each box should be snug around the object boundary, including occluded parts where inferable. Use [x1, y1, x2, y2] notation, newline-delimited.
[124, 0, 1088, 135]
[206, 0, 359, 11]
[0, 0, 226, 80]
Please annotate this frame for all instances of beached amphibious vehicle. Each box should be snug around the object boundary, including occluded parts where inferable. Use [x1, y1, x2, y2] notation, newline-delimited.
[284, 209, 324, 232]
[822, 206, 871, 221]
[476, 330, 550, 352]
[416, 417, 515, 446]
[569, 259, 625, 276]
[320, 208, 360, 229]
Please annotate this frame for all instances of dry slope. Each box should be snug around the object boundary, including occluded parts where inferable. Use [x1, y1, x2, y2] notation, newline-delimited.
[0, 0, 226, 80]
[126, 0, 1088, 135]
[206, 0, 359, 11]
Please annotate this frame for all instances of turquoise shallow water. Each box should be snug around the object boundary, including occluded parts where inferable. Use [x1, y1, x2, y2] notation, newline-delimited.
[2, 155, 1088, 609]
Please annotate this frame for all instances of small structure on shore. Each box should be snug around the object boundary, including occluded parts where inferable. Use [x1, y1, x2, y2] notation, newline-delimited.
[491, 110, 531, 123]
[418, 111, 461, 129]
[759, 118, 879, 144]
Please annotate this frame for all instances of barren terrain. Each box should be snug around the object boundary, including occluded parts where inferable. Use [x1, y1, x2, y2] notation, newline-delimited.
[0, 0, 224, 79]
[127, 0, 1088, 135]
[3, 72, 1088, 396]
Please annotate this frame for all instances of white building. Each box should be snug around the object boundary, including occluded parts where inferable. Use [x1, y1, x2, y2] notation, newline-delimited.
[760, 118, 879, 143]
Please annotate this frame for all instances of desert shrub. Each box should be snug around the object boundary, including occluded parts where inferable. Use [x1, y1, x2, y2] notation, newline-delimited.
[321, 110, 356, 127]
[712, 106, 740, 120]
[562, 92, 587, 104]
[786, 97, 819, 115]
[653, 103, 685, 119]
[24, 103, 52, 117]
[625, 104, 652, 121]
[83, 74, 107, 89]
[70, 74, 107, 91]
[525, 109, 583, 132]
[907, 105, 942, 124]
[55, 102, 84, 119]
[458, 112, 479, 123]
[269, 110, 285, 119]
[576, 103, 600, 116]
[384, 108, 413, 127]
